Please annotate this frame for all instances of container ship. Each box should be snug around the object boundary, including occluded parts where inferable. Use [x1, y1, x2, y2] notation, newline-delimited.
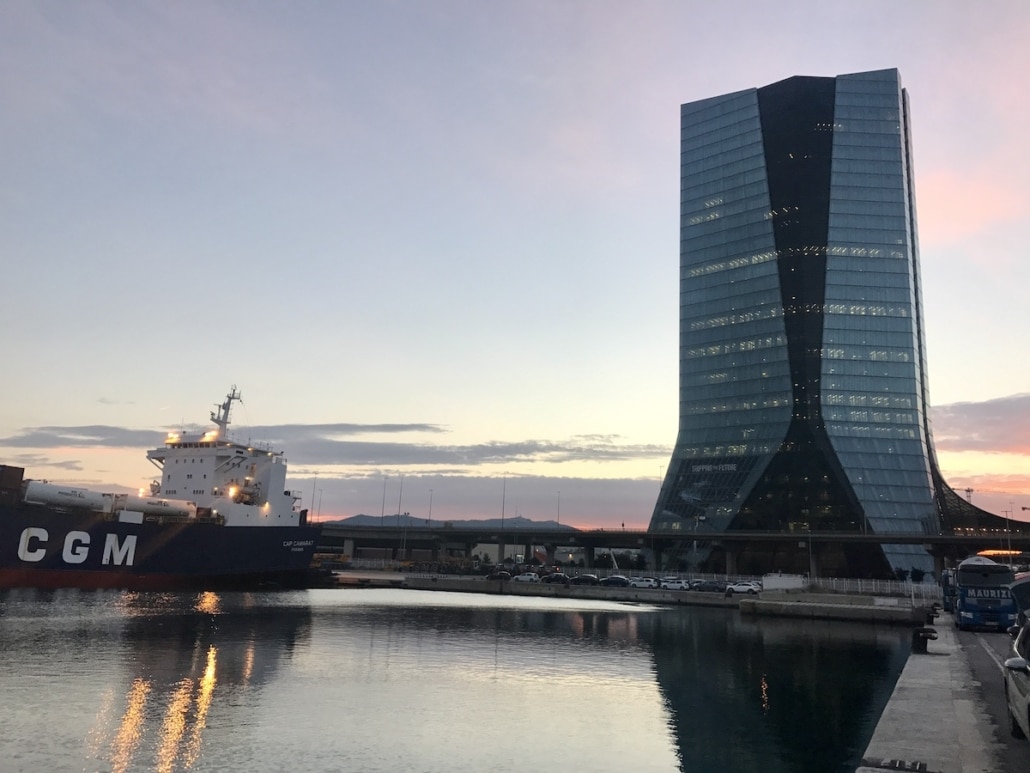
[0, 387, 320, 590]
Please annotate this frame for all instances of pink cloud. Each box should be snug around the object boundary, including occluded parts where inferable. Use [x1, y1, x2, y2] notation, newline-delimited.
[916, 168, 1028, 247]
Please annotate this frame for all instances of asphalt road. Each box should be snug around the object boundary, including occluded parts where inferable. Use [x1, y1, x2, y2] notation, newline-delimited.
[958, 625, 1030, 773]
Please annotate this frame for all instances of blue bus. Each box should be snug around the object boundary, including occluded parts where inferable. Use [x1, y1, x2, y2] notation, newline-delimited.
[953, 556, 1018, 631]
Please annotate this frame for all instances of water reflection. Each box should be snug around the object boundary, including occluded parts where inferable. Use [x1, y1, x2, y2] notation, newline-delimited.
[644, 610, 909, 772]
[0, 588, 906, 773]
[0, 588, 311, 772]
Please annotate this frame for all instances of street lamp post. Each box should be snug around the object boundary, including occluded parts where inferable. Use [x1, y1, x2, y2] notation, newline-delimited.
[803, 531, 811, 581]
[1006, 502, 1014, 555]
[396, 476, 403, 527]
[380, 476, 387, 527]
[428, 488, 433, 528]
[803, 520, 815, 582]
[557, 490, 560, 527]
[692, 516, 698, 569]
[692, 515, 706, 571]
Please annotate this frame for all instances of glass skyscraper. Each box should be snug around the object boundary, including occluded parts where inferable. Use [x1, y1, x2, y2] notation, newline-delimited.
[649, 69, 957, 578]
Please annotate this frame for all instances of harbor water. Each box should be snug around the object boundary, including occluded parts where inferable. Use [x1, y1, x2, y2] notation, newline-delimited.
[0, 587, 910, 772]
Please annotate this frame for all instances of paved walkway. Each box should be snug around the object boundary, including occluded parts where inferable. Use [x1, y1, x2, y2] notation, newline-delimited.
[856, 623, 1003, 773]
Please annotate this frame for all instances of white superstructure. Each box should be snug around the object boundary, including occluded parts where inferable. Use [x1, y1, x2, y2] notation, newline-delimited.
[145, 386, 304, 527]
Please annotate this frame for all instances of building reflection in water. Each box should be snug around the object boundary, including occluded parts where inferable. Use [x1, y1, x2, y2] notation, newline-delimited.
[308, 592, 907, 772]
[0, 587, 910, 772]
[642, 610, 910, 772]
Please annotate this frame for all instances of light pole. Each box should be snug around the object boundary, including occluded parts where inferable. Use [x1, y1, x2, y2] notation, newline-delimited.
[428, 488, 433, 528]
[310, 473, 317, 521]
[807, 525, 814, 582]
[692, 515, 706, 571]
[396, 475, 404, 527]
[557, 490, 560, 527]
[380, 476, 387, 526]
[1006, 502, 1014, 555]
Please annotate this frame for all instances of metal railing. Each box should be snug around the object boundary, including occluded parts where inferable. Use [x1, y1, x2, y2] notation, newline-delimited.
[342, 560, 945, 602]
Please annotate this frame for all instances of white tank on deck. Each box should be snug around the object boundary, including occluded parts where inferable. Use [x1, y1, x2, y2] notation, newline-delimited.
[118, 495, 196, 519]
[22, 480, 196, 519]
[22, 480, 115, 513]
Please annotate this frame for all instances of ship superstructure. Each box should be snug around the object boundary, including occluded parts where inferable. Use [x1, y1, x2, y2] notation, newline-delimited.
[146, 386, 304, 527]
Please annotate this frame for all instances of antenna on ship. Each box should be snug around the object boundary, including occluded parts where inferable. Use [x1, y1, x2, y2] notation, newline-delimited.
[211, 385, 242, 438]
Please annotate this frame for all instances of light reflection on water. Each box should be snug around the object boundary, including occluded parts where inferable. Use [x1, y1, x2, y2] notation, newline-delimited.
[0, 588, 908, 772]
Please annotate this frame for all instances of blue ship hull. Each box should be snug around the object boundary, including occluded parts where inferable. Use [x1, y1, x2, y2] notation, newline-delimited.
[0, 504, 320, 590]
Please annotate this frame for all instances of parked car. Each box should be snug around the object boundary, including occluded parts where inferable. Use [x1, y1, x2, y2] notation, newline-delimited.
[486, 570, 511, 581]
[599, 575, 631, 587]
[540, 572, 571, 585]
[694, 580, 727, 593]
[569, 574, 599, 586]
[629, 577, 659, 589]
[1005, 621, 1030, 739]
[660, 578, 691, 590]
[512, 572, 540, 583]
[726, 581, 761, 595]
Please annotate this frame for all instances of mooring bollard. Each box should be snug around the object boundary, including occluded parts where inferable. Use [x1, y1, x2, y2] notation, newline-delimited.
[911, 626, 938, 654]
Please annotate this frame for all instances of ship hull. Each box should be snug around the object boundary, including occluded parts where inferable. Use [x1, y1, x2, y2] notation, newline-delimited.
[0, 505, 320, 591]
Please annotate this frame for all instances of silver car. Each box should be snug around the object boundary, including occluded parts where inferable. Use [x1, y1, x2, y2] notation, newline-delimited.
[726, 581, 761, 595]
[1004, 622, 1030, 739]
[629, 577, 658, 589]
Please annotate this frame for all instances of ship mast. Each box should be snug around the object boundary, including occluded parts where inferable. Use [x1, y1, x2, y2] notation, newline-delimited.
[210, 386, 242, 438]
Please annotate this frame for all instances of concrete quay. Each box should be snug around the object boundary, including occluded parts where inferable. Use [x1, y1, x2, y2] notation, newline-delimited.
[856, 622, 1002, 773]
[739, 591, 930, 625]
[332, 572, 932, 622]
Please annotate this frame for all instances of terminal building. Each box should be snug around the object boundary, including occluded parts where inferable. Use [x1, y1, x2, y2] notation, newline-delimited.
[649, 69, 1012, 579]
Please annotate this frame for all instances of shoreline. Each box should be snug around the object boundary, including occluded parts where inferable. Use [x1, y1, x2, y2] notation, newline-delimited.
[328, 570, 933, 625]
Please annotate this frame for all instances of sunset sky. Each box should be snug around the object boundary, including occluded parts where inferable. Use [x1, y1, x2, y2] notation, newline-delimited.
[1, 1, 1027, 529]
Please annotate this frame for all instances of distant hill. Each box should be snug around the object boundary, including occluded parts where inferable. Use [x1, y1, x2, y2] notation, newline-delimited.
[324, 514, 579, 532]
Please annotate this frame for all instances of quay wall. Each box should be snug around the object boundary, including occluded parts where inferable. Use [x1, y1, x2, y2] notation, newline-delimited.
[738, 593, 929, 625]
[332, 573, 930, 623]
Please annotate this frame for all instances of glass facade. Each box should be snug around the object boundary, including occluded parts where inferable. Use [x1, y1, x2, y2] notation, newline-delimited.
[650, 70, 943, 577]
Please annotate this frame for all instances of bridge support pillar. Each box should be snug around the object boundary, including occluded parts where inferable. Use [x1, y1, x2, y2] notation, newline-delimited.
[724, 548, 738, 576]
[520, 541, 532, 564]
[933, 553, 946, 581]
[544, 544, 556, 567]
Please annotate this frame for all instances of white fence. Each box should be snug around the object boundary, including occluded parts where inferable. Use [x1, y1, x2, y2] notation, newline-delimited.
[811, 576, 942, 602]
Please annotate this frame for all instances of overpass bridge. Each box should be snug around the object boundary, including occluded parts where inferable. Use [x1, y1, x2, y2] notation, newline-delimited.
[316, 523, 1030, 576]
